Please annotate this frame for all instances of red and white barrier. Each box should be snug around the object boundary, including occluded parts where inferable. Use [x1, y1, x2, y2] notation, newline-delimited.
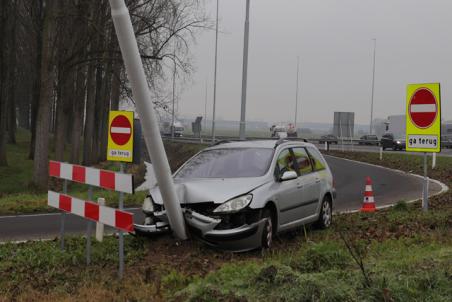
[49, 161, 133, 194]
[48, 191, 134, 232]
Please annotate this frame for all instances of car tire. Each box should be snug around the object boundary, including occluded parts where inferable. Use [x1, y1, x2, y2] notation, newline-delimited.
[261, 209, 274, 249]
[315, 196, 332, 229]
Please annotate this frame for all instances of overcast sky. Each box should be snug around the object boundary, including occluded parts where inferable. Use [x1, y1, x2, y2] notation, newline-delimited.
[175, 0, 452, 125]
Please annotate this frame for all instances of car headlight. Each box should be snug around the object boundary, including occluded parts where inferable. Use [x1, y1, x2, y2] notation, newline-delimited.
[396, 141, 401, 144]
[142, 196, 154, 213]
[213, 194, 253, 213]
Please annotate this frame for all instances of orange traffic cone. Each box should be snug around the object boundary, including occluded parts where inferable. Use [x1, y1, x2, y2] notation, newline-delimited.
[360, 176, 376, 212]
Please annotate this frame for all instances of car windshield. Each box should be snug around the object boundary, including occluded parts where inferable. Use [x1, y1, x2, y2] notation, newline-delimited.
[175, 148, 274, 179]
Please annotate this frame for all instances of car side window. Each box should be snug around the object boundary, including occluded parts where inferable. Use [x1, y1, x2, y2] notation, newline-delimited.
[307, 147, 327, 171]
[292, 147, 313, 176]
[275, 149, 296, 178]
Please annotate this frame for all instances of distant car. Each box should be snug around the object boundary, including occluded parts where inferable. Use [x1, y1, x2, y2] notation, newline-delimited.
[319, 135, 338, 144]
[135, 140, 336, 251]
[359, 135, 379, 146]
[380, 133, 405, 151]
[441, 136, 452, 149]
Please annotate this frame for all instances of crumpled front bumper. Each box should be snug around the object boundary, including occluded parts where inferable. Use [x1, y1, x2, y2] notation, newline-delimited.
[134, 209, 267, 252]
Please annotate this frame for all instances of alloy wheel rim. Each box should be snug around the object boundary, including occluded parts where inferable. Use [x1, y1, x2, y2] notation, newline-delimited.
[323, 202, 331, 226]
[266, 219, 273, 247]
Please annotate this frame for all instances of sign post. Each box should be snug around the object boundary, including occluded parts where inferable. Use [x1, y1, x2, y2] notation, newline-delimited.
[406, 83, 441, 211]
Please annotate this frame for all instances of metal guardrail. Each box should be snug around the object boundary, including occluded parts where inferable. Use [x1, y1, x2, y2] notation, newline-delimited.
[163, 135, 382, 146]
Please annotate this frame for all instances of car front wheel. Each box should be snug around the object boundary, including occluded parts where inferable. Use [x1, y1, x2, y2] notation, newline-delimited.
[261, 209, 274, 249]
[315, 196, 332, 229]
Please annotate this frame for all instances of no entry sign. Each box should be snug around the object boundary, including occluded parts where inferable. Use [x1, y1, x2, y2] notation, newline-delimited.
[406, 83, 441, 153]
[110, 115, 132, 145]
[107, 111, 134, 162]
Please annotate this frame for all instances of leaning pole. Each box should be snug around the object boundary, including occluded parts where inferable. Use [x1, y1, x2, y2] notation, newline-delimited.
[108, 0, 187, 239]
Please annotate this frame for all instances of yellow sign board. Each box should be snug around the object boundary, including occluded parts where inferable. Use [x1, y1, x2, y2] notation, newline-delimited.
[406, 83, 441, 153]
[107, 111, 134, 162]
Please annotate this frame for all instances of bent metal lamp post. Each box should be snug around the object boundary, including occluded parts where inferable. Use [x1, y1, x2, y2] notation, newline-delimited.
[108, 0, 187, 240]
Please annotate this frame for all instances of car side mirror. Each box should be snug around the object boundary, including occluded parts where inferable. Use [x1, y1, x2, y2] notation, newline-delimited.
[280, 171, 298, 181]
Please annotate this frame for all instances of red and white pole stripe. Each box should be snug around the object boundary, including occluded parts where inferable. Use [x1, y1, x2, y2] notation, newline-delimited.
[49, 161, 133, 194]
[48, 191, 134, 232]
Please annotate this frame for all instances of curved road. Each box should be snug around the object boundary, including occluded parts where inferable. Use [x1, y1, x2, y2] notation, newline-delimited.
[0, 157, 443, 242]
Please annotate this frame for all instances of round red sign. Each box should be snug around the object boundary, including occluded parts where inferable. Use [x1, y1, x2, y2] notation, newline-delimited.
[408, 88, 438, 129]
[110, 115, 132, 145]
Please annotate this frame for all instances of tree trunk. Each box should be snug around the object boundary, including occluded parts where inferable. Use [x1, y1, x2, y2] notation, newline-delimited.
[54, 69, 73, 161]
[70, 65, 86, 164]
[0, 0, 8, 166]
[110, 62, 121, 111]
[29, 1, 44, 160]
[83, 49, 97, 166]
[32, 0, 56, 189]
[6, 0, 17, 144]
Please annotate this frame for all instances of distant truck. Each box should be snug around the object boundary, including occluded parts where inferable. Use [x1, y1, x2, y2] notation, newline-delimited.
[270, 125, 287, 138]
[270, 123, 297, 138]
[161, 121, 185, 137]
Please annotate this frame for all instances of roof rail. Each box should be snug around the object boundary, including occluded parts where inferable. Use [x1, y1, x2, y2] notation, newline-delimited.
[274, 138, 288, 148]
[274, 137, 308, 148]
[211, 139, 231, 146]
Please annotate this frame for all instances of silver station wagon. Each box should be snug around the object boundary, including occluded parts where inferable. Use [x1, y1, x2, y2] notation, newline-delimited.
[135, 140, 336, 251]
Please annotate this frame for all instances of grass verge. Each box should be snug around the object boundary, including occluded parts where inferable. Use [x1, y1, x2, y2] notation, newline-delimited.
[1, 148, 451, 301]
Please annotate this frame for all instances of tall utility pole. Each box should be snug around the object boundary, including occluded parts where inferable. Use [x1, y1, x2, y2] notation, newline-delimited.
[108, 0, 187, 240]
[211, 0, 219, 142]
[239, 0, 250, 140]
[370, 38, 376, 134]
[294, 56, 300, 129]
[171, 49, 176, 139]
[204, 78, 208, 131]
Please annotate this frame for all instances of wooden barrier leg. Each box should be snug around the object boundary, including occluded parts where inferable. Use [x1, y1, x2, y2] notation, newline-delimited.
[86, 186, 93, 265]
[60, 180, 68, 251]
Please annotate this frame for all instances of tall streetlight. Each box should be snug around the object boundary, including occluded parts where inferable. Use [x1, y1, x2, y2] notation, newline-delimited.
[239, 0, 251, 140]
[211, 0, 219, 141]
[108, 0, 187, 240]
[204, 78, 208, 131]
[294, 56, 300, 130]
[370, 38, 376, 134]
[171, 48, 176, 140]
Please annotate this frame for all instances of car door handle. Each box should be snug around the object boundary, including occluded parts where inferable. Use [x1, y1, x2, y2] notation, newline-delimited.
[297, 183, 303, 189]
[315, 179, 321, 184]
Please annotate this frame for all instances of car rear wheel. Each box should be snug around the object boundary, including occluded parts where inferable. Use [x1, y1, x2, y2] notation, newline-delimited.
[315, 196, 332, 229]
[261, 209, 274, 249]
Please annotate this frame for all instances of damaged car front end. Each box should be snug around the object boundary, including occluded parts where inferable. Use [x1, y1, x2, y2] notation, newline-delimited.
[134, 145, 276, 251]
[134, 190, 270, 251]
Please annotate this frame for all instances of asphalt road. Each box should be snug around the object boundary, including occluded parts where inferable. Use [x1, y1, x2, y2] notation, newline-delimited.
[0, 157, 443, 242]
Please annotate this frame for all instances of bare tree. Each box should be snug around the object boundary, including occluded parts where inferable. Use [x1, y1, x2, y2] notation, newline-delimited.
[32, 0, 57, 188]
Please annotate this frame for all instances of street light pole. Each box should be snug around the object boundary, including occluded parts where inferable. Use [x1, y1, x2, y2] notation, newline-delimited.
[108, 0, 187, 240]
[204, 78, 208, 131]
[211, 0, 219, 142]
[239, 0, 250, 140]
[370, 38, 376, 134]
[294, 56, 300, 130]
[171, 49, 176, 140]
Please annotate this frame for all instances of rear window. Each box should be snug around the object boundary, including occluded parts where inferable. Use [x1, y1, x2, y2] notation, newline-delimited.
[307, 147, 327, 171]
